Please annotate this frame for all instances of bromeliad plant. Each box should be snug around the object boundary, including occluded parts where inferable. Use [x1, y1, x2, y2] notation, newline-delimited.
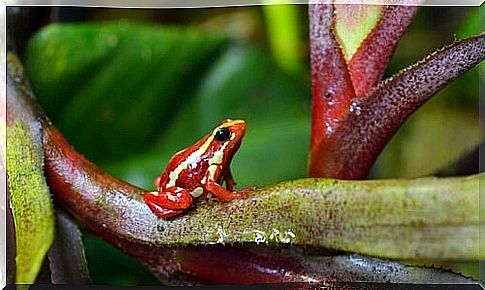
[308, 3, 483, 179]
[4, 4, 484, 286]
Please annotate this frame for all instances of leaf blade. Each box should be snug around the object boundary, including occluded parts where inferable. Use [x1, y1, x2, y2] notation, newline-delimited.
[5, 54, 56, 284]
[25, 22, 228, 163]
[310, 34, 485, 179]
[48, 209, 91, 284]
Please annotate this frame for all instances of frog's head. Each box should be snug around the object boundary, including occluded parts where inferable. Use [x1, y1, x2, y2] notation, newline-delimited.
[210, 119, 246, 160]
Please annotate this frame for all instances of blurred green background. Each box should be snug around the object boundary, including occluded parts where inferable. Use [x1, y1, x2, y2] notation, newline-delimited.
[18, 5, 482, 285]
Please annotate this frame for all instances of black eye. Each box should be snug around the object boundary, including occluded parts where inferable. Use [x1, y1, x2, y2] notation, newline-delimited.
[214, 127, 231, 142]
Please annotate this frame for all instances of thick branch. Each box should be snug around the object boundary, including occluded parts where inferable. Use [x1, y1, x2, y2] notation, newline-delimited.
[43, 121, 482, 260]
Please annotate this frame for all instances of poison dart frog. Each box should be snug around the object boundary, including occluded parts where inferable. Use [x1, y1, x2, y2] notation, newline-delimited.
[144, 119, 250, 219]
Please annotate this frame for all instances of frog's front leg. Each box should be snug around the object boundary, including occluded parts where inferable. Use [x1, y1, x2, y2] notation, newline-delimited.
[223, 167, 257, 196]
[144, 187, 193, 218]
[223, 167, 236, 191]
[154, 176, 162, 190]
[205, 165, 247, 201]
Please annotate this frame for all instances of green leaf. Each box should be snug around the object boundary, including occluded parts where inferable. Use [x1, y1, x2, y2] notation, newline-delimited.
[104, 46, 310, 189]
[372, 101, 483, 178]
[5, 54, 55, 284]
[25, 23, 310, 191]
[262, 3, 303, 74]
[455, 7, 481, 38]
[333, 5, 384, 60]
[25, 22, 227, 163]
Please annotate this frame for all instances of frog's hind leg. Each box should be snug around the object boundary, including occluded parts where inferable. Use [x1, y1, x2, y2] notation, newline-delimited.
[144, 187, 193, 218]
[145, 188, 193, 209]
[144, 202, 184, 219]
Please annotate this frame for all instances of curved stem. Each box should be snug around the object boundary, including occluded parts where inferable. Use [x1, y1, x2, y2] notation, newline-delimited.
[176, 246, 476, 284]
[43, 122, 482, 260]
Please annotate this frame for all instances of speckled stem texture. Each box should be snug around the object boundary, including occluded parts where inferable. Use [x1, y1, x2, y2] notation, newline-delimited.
[309, 3, 417, 150]
[43, 123, 483, 280]
[347, 5, 418, 97]
[310, 32, 485, 179]
[44, 127, 483, 261]
[5, 54, 56, 284]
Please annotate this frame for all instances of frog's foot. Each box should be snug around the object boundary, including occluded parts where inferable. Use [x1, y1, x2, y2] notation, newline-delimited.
[144, 188, 193, 219]
[144, 200, 185, 219]
[205, 181, 252, 201]
[234, 185, 257, 198]
[229, 186, 256, 200]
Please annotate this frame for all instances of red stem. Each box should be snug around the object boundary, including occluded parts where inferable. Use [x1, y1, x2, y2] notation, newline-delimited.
[310, 34, 485, 179]
[309, 3, 418, 178]
[41, 123, 333, 284]
[309, 3, 355, 149]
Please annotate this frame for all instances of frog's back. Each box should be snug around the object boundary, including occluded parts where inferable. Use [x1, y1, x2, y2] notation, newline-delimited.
[158, 135, 216, 190]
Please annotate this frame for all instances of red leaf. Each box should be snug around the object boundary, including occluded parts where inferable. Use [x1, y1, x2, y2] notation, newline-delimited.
[348, 5, 418, 97]
[310, 34, 485, 179]
[309, 4, 417, 172]
[309, 3, 355, 149]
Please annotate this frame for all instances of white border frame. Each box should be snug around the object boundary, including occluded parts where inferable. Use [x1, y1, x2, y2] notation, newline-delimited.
[1, 0, 7, 288]
[1, 0, 485, 6]
[0, 1, 482, 288]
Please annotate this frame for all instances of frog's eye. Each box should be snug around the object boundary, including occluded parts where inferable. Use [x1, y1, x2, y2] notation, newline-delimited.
[214, 127, 231, 142]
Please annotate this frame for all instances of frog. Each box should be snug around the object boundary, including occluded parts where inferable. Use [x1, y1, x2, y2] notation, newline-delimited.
[143, 119, 250, 219]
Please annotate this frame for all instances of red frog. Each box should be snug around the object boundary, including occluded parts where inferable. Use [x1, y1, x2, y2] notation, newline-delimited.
[144, 119, 250, 219]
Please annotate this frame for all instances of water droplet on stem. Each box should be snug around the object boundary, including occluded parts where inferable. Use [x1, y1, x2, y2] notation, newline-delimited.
[350, 101, 362, 116]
